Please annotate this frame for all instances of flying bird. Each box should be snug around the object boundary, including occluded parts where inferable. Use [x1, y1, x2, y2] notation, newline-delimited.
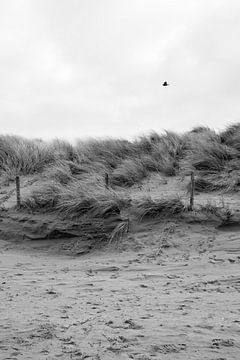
[162, 81, 169, 86]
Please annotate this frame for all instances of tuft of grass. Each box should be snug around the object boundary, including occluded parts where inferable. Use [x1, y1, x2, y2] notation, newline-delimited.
[220, 123, 240, 150]
[151, 152, 177, 176]
[44, 159, 92, 185]
[184, 127, 220, 144]
[134, 131, 184, 176]
[111, 158, 148, 187]
[187, 171, 240, 193]
[56, 181, 130, 219]
[198, 199, 233, 223]
[180, 139, 239, 173]
[59, 188, 113, 218]
[22, 178, 131, 219]
[109, 219, 130, 245]
[76, 138, 136, 170]
[148, 131, 184, 175]
[21, 182, 60, 211]
[0, 135, 55, 177]
[189, 126, 218, 136]
[50, 139, 78, 161]
[44, 160, 75, 185]
[134, 131, 162, 153]
[134, 196, 186, 221]
[189, 177, 215, 193]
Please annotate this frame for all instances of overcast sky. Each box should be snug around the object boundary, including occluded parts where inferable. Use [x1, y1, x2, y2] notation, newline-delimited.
[0, 0, 240, 140]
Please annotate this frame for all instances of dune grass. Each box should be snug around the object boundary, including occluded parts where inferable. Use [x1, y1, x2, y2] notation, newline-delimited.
[0, 135, 55, 178]
[21, 182, 60, 211]
[220, 123, 240, 150]
[76, 138, 136, 169]
[181, 139, 239, 173]
[3, 123, 240, 251]
[197, 199, 234, 223]
[1, 122, 239, 186]
[22, 177, 131, 219]
[1, 122, 240, 220]
[134, 196, 186, 221]
[109, 219, 130, 245]
[187, 171, 240, 193]
[111, 158, 148, 187]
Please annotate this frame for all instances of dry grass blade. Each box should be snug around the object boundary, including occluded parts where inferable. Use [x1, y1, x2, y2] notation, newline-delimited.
[109, 219, 130, 245]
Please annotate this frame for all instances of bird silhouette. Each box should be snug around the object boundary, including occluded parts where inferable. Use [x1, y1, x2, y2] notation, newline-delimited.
[162, 81, 169, 86]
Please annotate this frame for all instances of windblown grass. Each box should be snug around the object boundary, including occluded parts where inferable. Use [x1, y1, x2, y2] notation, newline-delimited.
[220, 123, 240, 150]
[198, 199, 234, 223]
[0, 135, 55, 178]
[134, 131, 162, 153]
[56, 181, 129, 219]
[50, 139, 78, 161]
[188, 126, 218, 137]
[21, 182, 60, 211]
[181, 139, 239, 173]
[22, 178, 131, 219]
[134, 196, 186, 221]
[44, 161, 76, 185]
[44, 159, 93, 185]
[1, 122, 240, 196]
[135, 131, 184, 176]
[111, 158, 148, 186]
[109, 219, 130, 245]
[76, 138, 136, 169]
[189, 171, 240, 193]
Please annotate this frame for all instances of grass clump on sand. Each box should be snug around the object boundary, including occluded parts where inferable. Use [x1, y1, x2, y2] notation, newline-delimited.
[182, 125, 240, 191]
[22, 178, 132, 246]
[220, 122, 240, 151]
[22, 178, 131, 219]
[55, 181, 130, 219]
[181, 139, 239, 173]
[109, 218, 130, 245]
[196, 200, 234, 223]
[44, 161, 76, 185]
[44, 159, 91, 185]
[50, 139, 78, 161]
[21, 182, 60, 211]
[0, 135, 55, 178]
[76, 138, 136, 170]
[181, 127, 238, 173]
[134, 196, 186, 221]
[111, 158, 148, 187]
[187, 171, 240, 193]
[134, 130, 184, 176]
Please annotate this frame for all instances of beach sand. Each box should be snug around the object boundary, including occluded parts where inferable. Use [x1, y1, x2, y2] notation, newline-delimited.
[0, 213, 240, 360]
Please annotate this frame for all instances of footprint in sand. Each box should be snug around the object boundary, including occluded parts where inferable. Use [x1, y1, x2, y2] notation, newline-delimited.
[211, 338, 235, 348]
[150, 343, 187, 354]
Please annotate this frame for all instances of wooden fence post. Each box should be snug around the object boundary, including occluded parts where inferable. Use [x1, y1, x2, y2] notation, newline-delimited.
[189, 171, 195, 211]
[16, 175, 21, 209]
[105, 173, 109, 189]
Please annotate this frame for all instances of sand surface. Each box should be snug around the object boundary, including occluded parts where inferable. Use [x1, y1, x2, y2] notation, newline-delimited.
[0, 218, 240, 360]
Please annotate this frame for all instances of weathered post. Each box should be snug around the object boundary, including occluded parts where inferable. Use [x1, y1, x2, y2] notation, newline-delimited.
[189, 171, 195, 211]
[105, 173, 109, 189]
[16, 175, 21, 209]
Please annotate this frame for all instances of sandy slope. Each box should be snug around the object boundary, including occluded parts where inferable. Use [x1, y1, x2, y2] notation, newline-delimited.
[0, 217, 240, 360]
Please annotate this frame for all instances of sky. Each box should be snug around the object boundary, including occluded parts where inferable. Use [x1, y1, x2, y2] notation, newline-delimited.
[0, 0, 240, 141]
